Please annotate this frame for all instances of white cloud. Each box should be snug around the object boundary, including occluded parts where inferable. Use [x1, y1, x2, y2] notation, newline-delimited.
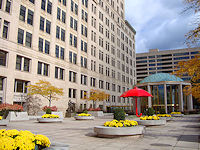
[125, 0, 195, 53]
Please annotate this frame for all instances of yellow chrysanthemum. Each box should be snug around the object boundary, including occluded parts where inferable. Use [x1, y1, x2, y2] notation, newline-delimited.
[0, 116, 2, 120]
[171, 112, 181, 114]
[35, 134, 51, 148]
[0, 136, 15, 150]
[78, 113, 91, 116]
[42, 114, 59, 118]
[104, 120, 138, 127]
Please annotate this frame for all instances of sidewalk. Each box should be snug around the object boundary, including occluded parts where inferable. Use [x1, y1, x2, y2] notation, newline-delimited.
[0, 114, 199, 150]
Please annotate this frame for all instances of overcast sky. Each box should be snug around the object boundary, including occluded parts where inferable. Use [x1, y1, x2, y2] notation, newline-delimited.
[125, 0, 197, 53]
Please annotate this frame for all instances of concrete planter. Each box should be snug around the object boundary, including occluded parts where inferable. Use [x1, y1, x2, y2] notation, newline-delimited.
[88, 111, 103, 117]
[37, 112, 64, 119]
[0, 119, 9, 126]
[137, 119, 166, 126]
[94, 125, 145, 138]
[74, 116, 95, 120]
[171, 114, 184, 117]
[37, 118, 63, 123]
[6, 111, 29, 121]
[44, 142, 69, 150]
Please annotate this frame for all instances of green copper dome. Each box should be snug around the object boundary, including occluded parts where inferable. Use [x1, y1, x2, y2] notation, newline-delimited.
[140, 73, 183, 84]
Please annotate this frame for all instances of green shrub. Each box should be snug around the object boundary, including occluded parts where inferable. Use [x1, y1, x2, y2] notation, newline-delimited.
[83, 110, 88, 114]
[146, 107, 155, 116]
[114, 108, 125, 121]
[160, 108, 166, 114]
[46, 108, 52, 114]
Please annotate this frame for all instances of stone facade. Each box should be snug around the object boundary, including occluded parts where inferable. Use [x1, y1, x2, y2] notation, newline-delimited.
[0, 0, 136, 112]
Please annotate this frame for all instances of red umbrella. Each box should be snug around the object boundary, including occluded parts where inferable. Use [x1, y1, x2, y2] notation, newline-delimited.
[120, 86, 153, 117]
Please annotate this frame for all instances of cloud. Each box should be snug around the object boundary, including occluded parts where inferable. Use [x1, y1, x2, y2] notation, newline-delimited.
[125, 0, 196, 53]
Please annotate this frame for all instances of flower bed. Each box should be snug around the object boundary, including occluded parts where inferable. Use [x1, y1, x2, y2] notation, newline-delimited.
[157, 114, 171, 117]
[137, 116, 166, 126]
[0, 129, 50, 149]
[104, 120, 138, 127]
[156, 114, 172, 121]
[171, 112, 184, 117]
[37, 114, 63, 123]
[94, 120, 145, 138]
[74, 113, 94, 120]
[78, 113, 91, 116]
[140, 116, 160, 120]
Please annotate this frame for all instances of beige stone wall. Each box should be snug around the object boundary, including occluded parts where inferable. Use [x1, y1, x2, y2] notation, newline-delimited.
[0, 0, 136, 113]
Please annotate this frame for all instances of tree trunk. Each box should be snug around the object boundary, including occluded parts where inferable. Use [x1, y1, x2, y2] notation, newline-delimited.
[49, 94, 51, 107]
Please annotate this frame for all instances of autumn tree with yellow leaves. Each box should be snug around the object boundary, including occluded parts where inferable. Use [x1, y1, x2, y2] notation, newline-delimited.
[87, 89, 110, 108]
[184, 0, 200, 45]
[27, 80, 63, 107]
[174, 54, 200, 102]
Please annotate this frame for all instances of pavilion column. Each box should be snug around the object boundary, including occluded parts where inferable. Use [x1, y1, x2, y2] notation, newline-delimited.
[178, 84, 184, 112]
[164, 83, 168, 114]
[187, 93, 193, 111]
[147, 84, 152, 108]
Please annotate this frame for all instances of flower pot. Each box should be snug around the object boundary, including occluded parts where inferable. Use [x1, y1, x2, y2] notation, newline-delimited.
[94, 125, 145, 138]
[171, 114, 184, 117]
[0, 119, 9, 126]
[74, 116, 95, 120]
[137, 119, 166, 126]
[37, 118, 63, 123]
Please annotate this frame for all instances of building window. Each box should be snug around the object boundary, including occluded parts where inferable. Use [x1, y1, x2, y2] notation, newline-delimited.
[19, 5, 26, 22]
[2, 20, 9, 39]
[57, 7, 61, 20]
[0, 50, 7, 66]
[25, 32, 32, 47]
[69, 71, 77, 82]
[0, 77, 3, 91]
[55, 67, 64, 80]
[37, 61, 49, 76]
[69, 51, 77, 64]
[5, 0, 11, 13]
[81, 74, 87, 85]
[27, 10, 34, 25]
[17, 28, 24, 45]
[45, 40, 50, 54]
[69, 34, 77, 48]
[40, 16, 45, 31]
[81, 56, 87, 68]
[38, 38, 43, 52]
[90, 77, 96, 87]
[46, 20, 51, 34]
[55, 45, 65, 60]
[14, 79, 28, 93]
[47, 0, 52, 14]
[16, 55, 30, 72]
[41, 0, 46, 10]
[29, 0, 35, 4]
[99, 80, 104, 89]
[80, 90, 87, 99]
[68, 88, 76, 98]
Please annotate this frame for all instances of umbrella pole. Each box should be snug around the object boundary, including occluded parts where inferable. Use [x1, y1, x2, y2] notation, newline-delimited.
[135, 97, 142, 117]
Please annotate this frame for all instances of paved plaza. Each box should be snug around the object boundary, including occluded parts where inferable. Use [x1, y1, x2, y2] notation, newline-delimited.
[0, 115, 200, 150]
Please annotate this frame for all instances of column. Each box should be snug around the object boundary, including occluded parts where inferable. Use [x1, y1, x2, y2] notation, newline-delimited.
[147, 84, 152, 108]
[164, 84, 168, 114]
[187, 94, 193, 111]
[178, 84, 184, 112]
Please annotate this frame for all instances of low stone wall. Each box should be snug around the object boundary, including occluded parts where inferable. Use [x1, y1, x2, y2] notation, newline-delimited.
[6, 111, 29, 121]
[0, 119, 9, 126]
[88, 111, 104, 117]
[137, 120, 166, 126]
[94, 125, 145, 138]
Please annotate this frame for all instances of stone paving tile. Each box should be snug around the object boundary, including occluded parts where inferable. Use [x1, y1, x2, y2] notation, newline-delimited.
[0, 114, 200, 150]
